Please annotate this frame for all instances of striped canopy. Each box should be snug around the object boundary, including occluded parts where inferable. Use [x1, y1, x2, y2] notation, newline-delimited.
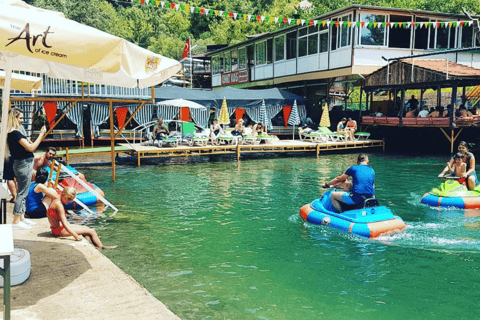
[258, 100, 269, 128]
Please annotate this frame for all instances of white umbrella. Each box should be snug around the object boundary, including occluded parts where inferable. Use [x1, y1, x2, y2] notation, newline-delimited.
[0, 0, 182, 176]
[157, 99, 206, 109]
[258, 99, 269, 130]
[288, 100, 301, 140]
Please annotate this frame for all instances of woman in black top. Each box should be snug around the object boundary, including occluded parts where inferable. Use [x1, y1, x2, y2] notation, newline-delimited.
[6, 108, 46, 229]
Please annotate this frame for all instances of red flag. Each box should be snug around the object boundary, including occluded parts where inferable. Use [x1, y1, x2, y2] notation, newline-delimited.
[44, 101, 57, 128]
[235, 108, 245, 123]
[115, 107, 129, 129]
[283, 106, 292, 128]
[182, 39, 191, 59]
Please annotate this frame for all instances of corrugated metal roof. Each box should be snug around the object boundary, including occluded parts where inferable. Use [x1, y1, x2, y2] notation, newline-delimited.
[401, 59, 480, 77]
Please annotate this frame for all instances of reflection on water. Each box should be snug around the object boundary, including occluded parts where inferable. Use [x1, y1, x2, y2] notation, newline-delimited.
[80, 153, 480, 320]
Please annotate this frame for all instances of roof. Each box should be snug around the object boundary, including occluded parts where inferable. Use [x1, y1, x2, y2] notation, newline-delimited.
[401, 59, 480, 77]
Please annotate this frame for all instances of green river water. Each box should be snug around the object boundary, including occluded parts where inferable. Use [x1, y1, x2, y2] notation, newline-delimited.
[80, 153, 480, 320]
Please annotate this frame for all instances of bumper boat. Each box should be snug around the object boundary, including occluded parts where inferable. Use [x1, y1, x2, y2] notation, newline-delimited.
[47, 165, 104, 209]
[421, 179, 480, 209]
[299, 190, 406, 238]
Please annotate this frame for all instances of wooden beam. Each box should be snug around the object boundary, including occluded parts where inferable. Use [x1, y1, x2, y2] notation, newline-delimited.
[114, 101, 145, 139]
[42, 101, 78, 142]
[109, 101, 116, 181]
[11, 97, 152, 104]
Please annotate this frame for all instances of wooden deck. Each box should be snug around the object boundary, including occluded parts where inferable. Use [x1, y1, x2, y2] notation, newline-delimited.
[122, 139, 385, 166]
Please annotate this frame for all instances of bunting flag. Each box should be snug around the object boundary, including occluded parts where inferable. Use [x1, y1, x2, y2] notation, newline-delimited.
[235, 108, 245, 123]
[44, 101, 57, 128]
[180, 106, 190, 121]
[134, 0, 474, 30]
[282, 105, 291, 128]
[115, 107, 129, 128]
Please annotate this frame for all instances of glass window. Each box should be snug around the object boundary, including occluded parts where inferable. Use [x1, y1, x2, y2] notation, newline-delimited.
[340, 15, 351, 47]
[275, 35, 285, 61]
[298, 37, 307, 57]
[267, 38, 273, 64]
[436, 27, 449, 49]
[461, 25, 474, 48]
[299, 27, 308, 37]
[224, 51, 231, 72]
[308, 25, 319, 34]
[360, 14, 386, 46]
[212, 56, 219, 74]
[319, 32, 328, 53]
[389, 15, 411, 48]
[238, 47, 246, 69]
[286, 31, 297, 60]
[219, 53, 224, 73]
[308, 34, 318, 55]
[256, 41, 266, 65]
[231, 50, 238, 71]
[414, 18, 429, 49]
[331, 18, 338, 50]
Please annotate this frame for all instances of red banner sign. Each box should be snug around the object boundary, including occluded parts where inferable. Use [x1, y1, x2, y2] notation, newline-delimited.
[221, 69, 249, 86]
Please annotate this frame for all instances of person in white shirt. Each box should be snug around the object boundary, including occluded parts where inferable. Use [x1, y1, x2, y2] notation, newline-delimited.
[418, 106, 429, 118]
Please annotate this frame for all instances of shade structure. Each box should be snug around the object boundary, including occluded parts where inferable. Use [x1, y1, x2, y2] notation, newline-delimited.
[218, 97, 230, 125]
[0, 0, 182, 179]
[320, 103, 331, 128]
[258, 99, 269, 128]
[157, 98, 206, 109]
[0, 71, 42, 92]
[287, 100, 300, 140]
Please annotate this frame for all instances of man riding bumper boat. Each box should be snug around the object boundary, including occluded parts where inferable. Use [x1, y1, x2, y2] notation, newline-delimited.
[322, 154, 375, 213]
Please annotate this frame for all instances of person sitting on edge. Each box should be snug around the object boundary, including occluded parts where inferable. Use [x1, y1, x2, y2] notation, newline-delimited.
[439, 141, 478, 190]
[153, 118, 169, 141]
[446, 152, 467, 186]
[43, 186, 116, 249]
[405, 107, 416, 118]
[25, 168, 60, 219]
[417, 105, 429, 118]
[323, 154, 375, 213]
[345, 118, 357, 140]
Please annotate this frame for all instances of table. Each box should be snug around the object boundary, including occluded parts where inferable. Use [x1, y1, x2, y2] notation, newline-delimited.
[0, 224, 14, 320]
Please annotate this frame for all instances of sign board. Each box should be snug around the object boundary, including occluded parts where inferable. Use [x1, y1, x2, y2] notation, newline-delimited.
[221, 69, 249, 86]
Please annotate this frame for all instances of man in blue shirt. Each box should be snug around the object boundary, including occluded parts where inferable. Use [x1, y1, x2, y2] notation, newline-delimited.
[323, 154, 375, 213]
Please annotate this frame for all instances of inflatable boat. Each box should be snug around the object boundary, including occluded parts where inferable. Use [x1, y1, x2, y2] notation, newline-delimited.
[421, 179, 480, 209]
[299, 190, 406, 238]
[47, 165, 104, 209]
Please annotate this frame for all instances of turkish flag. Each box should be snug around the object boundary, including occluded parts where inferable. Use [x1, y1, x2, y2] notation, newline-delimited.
[182, 39, 191, 59]
[44, 102, 57, 128]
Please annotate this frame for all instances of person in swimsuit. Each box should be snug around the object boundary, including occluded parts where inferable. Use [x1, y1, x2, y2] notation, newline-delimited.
[439, 141, 478, 190]
[25, 168, 59, 218]
[43, 187, 116, 249]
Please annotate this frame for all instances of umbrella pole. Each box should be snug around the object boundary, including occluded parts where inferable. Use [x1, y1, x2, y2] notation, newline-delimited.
[0, 59, 12, 176]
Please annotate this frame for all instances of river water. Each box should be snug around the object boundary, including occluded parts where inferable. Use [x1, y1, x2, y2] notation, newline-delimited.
[81, 153, 480, 320]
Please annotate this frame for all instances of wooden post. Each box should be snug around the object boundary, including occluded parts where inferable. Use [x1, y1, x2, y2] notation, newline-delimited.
[437, 86, 442, 108]
[65, 148, 70, 166]
[316, 143, 320, 157]
[54, 163, 62, 189]
[358, 87, 363, 127]
[450, 81, 458, 128]
[236, 144, 241, 161]
[138, 152, 141, 167]
[109, 101, 116, 181]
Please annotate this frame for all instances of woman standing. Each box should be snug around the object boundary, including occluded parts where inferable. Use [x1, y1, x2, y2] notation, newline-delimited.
[439, 141, 478, 190]
[6, 107, 46, 229]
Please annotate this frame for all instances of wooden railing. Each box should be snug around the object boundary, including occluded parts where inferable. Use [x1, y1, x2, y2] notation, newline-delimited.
[361, 116, 479, 127]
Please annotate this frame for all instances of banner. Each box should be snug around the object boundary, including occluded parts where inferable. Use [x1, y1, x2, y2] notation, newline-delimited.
[115, 106, 129, 128]
[44, 101, 57, 128]
[235, 108, 245, 123]
[283, 105, 291, 128]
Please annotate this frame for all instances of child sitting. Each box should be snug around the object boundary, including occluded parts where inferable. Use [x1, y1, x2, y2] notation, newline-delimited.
[448, 152, 467, 186]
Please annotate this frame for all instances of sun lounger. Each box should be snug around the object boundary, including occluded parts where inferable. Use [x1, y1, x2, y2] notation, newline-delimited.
[318, 127, 348, 141]
[298, 128, 327, 143]
[257, 134, 278, 144]
[159, 137, 179, 147]
[242, 135, 260, 145]
[354, 132, 371, 140]
[214, 133, 242, 145]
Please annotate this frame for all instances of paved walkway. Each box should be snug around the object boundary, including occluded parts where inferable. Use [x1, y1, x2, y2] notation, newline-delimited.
[0, 203, 180, 320]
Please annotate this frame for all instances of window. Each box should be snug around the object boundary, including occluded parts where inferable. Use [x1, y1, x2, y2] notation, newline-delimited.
[340, 15, 351, 47]
[360, 14, 386, 46]
[219, 53, 224, 73]
[308, 34, 318, 55]
[275, 35, 285, 61]
[299, 27, 308, 37]
[461, 25, 474, 48]
[224, 51, 231, 72]
[267, 38, 273, 64]
[308, 25, 319, 34]
[238, 47, 246, 69]
[231, 50, 238, 71]
[434, 22, 456, 49]
[332, 14, 352, 50]
[414, 18, 430, 49]
[286, 31, 297, 60]
[256, 41, 266, 65]
[212, 55, 220, 74]
[319, 32, 328, 53]
[298, 36, 307, 57]
[331, 19, 338, 50]
[389, 15, 411, 49]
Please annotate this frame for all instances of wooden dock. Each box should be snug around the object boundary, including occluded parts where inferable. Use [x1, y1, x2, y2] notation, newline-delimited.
[121, 139, 385, 166]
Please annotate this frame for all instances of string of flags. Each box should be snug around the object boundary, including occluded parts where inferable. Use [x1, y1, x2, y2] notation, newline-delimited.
[132, 0, 474, 28]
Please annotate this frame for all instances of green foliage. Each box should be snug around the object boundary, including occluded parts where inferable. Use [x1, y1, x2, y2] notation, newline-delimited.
[26, 0, 480, 59]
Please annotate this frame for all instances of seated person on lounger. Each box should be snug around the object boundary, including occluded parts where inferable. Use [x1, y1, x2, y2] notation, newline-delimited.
[231, 119, 245, 137]
[336, 118, 350, 140]
[43, 186, 116, 249]
[345, 118, 357, 140]
[25, 168, 60, 219]
[210, 119, 224, 142]
[252, 123, 266, 136]
[153, 118, 169, 140]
